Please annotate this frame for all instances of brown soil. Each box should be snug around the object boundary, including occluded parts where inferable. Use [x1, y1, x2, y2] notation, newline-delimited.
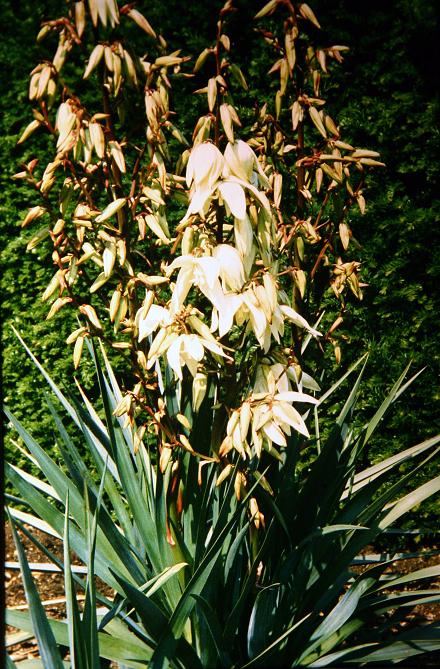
[5, 525, 440, 665]
[5, 523, 114, 663]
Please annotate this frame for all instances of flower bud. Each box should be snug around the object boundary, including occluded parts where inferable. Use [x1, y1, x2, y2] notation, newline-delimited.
[192, 372, 208, 412]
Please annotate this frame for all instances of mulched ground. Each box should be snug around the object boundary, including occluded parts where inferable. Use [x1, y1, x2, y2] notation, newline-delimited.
[5, 524, 114, 663]
[5, 524, 440, 665]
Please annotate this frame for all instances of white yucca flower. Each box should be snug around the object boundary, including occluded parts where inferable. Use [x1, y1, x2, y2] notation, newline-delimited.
[210, 293, 243, 338]
[242, 288, 271, 351]
[212, 244, 245, 292]
[253, 391, 318, 454]
[234, 274, 284, 352]
[166, 254, 225, 315]
[222, 389, 318, 460]
[224, 140, 270, 189]
[186, 142, 224, 190]
[136, 297, 170, 342]
[253, 363, 290, 395]
[166, 333, 225, 380]
[217, 180, 247, 219]
[253, 360, 320, 397]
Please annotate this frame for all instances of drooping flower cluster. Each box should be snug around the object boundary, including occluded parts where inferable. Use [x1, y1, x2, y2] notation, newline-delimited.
[135, 139, 321, 458]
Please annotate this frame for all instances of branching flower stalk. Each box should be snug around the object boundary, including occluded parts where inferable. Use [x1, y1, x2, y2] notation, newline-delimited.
[8, 4, 440, 667]
[16, 0, 381, 502]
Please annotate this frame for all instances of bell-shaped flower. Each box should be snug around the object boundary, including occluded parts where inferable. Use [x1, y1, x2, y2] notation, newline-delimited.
[181, 143, 225, 223]
[211, 292, 243, 338]
[186, 142, 224, 189]
[212, 244, 245, 292]
[166, 254, 225, 315]
[224, 140, 270, 189]
[167, 333, 226, 380]
[269, 304, 285, 343]
[137, 303, 170, 342]
[136, 292, 170, 342]
[217, 180, 247, 219]
[254, 363, 290, 396]
[242, 289, 270, 351]
[248, 389, 319, 458]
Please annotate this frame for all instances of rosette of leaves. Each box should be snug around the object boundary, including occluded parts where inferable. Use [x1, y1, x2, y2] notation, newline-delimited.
[5, 335, 440, 667]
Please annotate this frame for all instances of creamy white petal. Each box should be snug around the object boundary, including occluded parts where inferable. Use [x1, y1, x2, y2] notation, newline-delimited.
[224, 140, 254, 182]
[243, 290, 268, 347]
[234, 214, 253, 257]
[229, 176, 272, 214]
[167, 337, 184, 380]
[254, 284, 272, 321]
[213, 244, 245, 291]
[183, 334, 204, 362]
[273, 401, 310, 438]
[253, 404, 272, 431]
[262, 420, 287, 447]
[274, 391, 319, 405]
[217, 180, 247, 220]
[200, 336, 225, 357]
[276, 404, 310, 438]
[195, 256, 221, 290]
[186, 142, 224, 188]
[182, 351, 199, 377]
[263, 272, 278, 312]
[165, 254, 193, 276]
[138, 303, 169, 342]
[202, 279, 226, 314]
[187, 185, 213, 218]
[170, 266, 194, 314]
[253, 365, 269, 394]
[217, 293, 243, 337]
[280, 304, 321, 337]
[271, 363, 290, 393]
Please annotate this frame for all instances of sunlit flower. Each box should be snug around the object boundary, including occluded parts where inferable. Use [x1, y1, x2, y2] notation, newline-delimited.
[212, 244, 245, 292]
[167, 333, 225, 380]
[186, 142, 224, 190]
[221, 388, 318, 460]
[217, 180, 247, 219]
[211, 292, 243, 338]
[224, 140, 270, 189]
[234, 214, 255, 275]
[136, 293, 170, 342]
[152, 332, 227, 380]
[166, 254, 224, 315]
[182, 143, 225, 221]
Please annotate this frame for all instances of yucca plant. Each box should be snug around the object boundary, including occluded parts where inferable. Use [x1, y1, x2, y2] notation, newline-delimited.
[7, 1, 440, 666]
[5, 332, 440, 667]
